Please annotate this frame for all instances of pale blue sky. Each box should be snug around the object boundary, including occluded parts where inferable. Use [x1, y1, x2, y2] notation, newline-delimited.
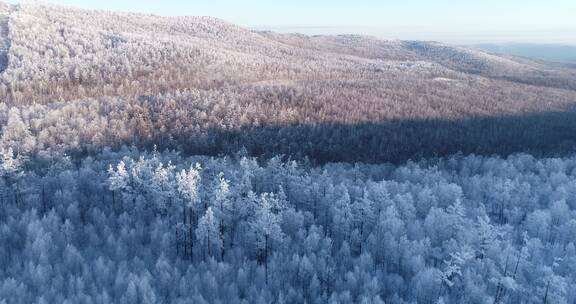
[17, 0, 576, 44]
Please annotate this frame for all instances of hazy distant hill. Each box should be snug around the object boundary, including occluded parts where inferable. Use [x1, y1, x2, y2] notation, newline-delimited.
[475, 43, 576, 65]
[0, 2, 575, 162]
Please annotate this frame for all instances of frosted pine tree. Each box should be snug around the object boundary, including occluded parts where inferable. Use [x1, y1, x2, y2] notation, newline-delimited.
[175, 163, 202, 260]
[108, 160, 130, 208]
[252, 193, 284, 283]
[213, 172, 232, 257]
[196, 207, 222, 260]
[0, 108, 36, 155]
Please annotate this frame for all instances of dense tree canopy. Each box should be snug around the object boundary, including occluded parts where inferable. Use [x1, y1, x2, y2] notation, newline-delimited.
[0, 2, 575, 303]
[0, 149, 575, 303]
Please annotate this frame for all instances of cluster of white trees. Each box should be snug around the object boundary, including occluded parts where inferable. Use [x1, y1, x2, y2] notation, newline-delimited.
[1, 88, 576, 165]
[0, 147, 575, 303]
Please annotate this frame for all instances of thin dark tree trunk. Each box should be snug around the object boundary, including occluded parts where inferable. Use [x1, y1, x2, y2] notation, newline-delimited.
[265, 234, 269, 284]
[183, 208, 188, 258]
[175, 227, 180, 257]
[543, 280, 550, 304]
[189, 207, 194, 261]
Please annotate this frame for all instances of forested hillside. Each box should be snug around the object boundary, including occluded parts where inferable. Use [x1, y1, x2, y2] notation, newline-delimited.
[0, 2, 575, 163]
[1, 2, 576, 303]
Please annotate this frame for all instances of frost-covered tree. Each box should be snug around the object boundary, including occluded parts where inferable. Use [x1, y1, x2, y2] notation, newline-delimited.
[176, 163, 202, 209]
[252, 193, 284, 283]
[175, 163, 202, 259]
[212, 172, 232, 257]
[196, 207, 222, 260]
[1, 108, 36, 155]
[0, 147, 24, 205]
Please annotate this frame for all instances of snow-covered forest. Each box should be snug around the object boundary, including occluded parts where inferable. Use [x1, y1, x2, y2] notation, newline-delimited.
[1, 148, 576, 303]
[0, 2, 576, 164]
[0, 1, 576, 303]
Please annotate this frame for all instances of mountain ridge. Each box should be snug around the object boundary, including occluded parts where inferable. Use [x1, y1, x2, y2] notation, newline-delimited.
[1, 1, 575, 105]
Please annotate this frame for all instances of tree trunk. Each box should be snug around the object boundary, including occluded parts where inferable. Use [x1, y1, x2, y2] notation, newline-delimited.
[265, 234, 269, 284]
[189, 207, 194, 261]
[207, 229, 211, 259]
[176, 226, 180, 257]
[543, 280, 550, 304]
